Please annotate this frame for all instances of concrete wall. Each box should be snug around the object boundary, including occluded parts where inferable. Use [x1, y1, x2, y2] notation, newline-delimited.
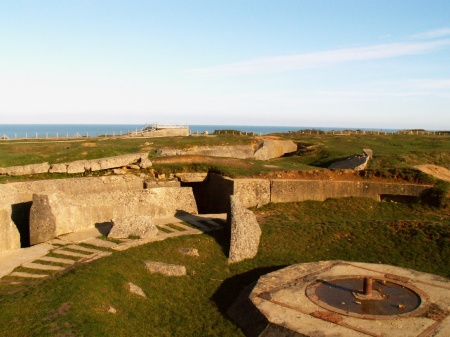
[270, 179, 432, 203]
[233, 179, 271, 208]
[29, 187, 198, 245]
[0, 175, 144, 252]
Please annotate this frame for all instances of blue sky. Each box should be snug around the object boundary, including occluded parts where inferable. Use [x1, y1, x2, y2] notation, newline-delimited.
[0, 1, 449, 129]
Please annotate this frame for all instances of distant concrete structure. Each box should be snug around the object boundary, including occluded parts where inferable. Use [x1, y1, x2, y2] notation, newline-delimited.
[129, 123, 190, 138]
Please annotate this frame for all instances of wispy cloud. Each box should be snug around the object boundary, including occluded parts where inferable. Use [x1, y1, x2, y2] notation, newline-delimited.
[412, 27, 450, 39]
[187, 39, 450, 76]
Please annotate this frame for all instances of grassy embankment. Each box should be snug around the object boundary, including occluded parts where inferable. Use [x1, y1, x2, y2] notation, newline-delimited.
[0, 197, 448, 336]
[0, 132, 449, 182]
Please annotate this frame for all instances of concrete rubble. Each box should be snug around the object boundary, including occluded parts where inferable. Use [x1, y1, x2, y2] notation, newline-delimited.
[109, 215, 158, 239]
[144, 261, 187, 276]
[125, 282, 147, 298]
[228, 195, 262, 263]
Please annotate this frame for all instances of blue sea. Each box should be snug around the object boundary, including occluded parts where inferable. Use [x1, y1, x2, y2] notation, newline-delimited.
[0, 124, 400, 139]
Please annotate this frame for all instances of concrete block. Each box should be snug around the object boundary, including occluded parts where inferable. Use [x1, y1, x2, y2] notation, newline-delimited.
[228, 195, 261, 263]
[233, 179, 271, 208]
[67, 161, 87, 174]
[29, 187, 197, 244]
[4, 163, 50, 176]
[0, 207, 21, 252]
[88, 153, 146, 171]
[144, 261, 187, 276]
[109, 215, 158, 239]
[49, 163, 67, 173]
[253, 140, 297, 160]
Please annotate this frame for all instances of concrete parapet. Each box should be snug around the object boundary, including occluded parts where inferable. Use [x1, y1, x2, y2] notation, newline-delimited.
[270, 179, 432, 203]
[0, 163, 50, 176]
[0, 207, 21, 252]
[233, 179, 271, 208]
[1, 152, 151, 176]
[29, 187, 197, 245]
[253, 140, 297, 160]
[228, 195, 261, 263]
[0, 175, 144, 252]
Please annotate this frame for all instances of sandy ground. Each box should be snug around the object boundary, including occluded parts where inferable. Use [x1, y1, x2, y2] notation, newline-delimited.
[414, 164, 450, 182]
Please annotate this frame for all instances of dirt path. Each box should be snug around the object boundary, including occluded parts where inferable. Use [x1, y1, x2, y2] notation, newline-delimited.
[414, 164, 450, 182]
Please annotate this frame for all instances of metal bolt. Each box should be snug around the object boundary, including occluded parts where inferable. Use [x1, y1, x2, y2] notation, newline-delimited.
[363, 277, 373, 296]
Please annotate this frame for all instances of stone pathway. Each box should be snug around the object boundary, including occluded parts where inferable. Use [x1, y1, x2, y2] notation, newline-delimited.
[0, 213, 226, 285]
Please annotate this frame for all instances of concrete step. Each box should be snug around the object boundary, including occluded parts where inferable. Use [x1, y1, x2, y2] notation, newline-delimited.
[52, 249, 90, 258]
[84, 238, 118, 249]
[157, 224, 176, 232]
[202, 219, 222, 227]
[48, 238, 69, 246]
[185, 220, 212, 231]
[9, 272, 48, 279]
[65, 244, 103, 254]
[37, 256, 76, 265]
[22, 262, 64, 271]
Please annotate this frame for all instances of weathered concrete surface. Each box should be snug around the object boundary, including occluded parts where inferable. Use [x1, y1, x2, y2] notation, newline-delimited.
[29, 187, 197, 245]
[0, 243, 53, 279]
[271, 179, 432, 203]
[228, 195, 261, 263]
[0, 163, 51, 176]
[144, 180, 181, 189]
[329, 154, 370, 170]
[199, 174, 270, 214]
[233, 179, 271, 208]
[0, 207, 21, 252]
[157, 140, 297, 161]
[229, 261, 450, 337]
[253, 140, 297, 160]
[125, 282, 147, 298]
[363, 148, 373, 159]
[158, 145, 256, 159]
[48, 163, 68, 173]
[109, 215, 158, 239]
[175, 172, 208, 182]
[144, 261, 187, 276]
[0, 175, 144, 252]
[0, 152, 151, 176]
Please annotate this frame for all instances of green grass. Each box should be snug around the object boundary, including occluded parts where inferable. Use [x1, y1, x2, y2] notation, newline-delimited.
[0, 198, 448, 336]
[1, 133, 449, 182]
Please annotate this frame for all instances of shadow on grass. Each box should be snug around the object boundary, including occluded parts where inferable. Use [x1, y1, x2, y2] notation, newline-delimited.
[174, 210, 231, 257]
[211, 265, 287, 316]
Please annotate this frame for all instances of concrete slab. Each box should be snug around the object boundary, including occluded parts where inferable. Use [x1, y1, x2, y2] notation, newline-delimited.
[58, 223, 112, 242]
[229, 261, 450, 337]
[52, 248, 89, 258]
[22, 262, 64, 271]
[0, 243, 53, 279]
[65, 244, 103, 254]
[37, 256, 76, 265]
[9, 272, 48, 279]
[84, 237, 118, 248]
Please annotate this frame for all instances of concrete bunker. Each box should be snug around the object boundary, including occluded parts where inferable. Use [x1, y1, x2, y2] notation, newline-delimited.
[228, 261, 450, 337]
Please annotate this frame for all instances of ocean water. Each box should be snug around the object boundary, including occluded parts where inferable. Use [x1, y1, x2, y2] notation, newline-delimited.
[0, 124, 398, 139]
